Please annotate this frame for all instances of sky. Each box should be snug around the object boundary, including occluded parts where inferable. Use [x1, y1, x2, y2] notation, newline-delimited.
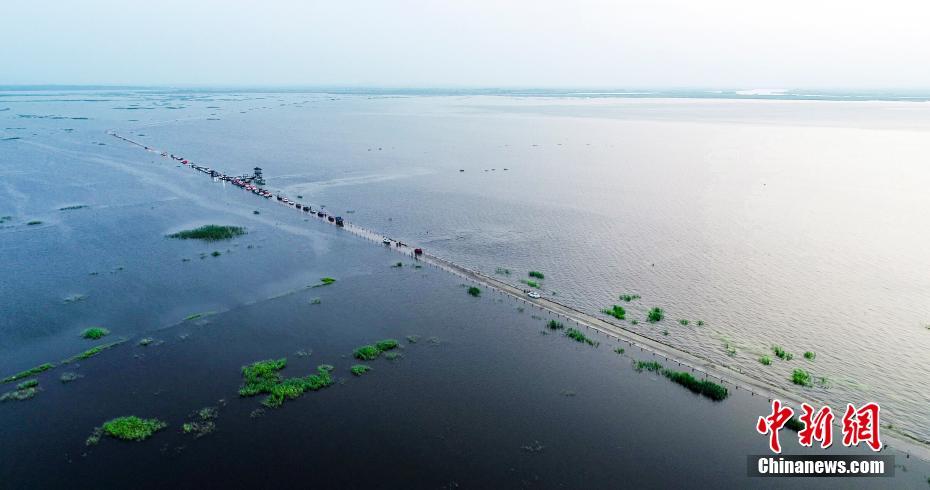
[2, 0, 930, 89]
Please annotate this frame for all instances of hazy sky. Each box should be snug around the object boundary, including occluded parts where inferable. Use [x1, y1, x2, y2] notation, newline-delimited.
[3, 0, 929, 88]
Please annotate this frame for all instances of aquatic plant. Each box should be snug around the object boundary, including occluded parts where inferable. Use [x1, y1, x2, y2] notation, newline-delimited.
[679, 319, 689, 326]
[619, 294, 641, 302]
[647, 307, 664, 323]
[804, 351, 816, 360]
[81, 327, 110, 340]
[211, 250, 221, 257]
[63, 293, 87, 304]
[663, 371, 729, 401]
[792, 368, 813, 387]
[167, 225, 246, 241]
[635, 360, 664, 373]
[613, 347, 625, 355]
[239, 359, 334, 408]
[565, 328, 598, 346]
[27, 220, 42, 226]
[697, 320, 705, 326]
[495, 267, 511, 275]
[467, 286, 481, 297]
[1, 384, 39, 402]
[59, 205, 88, 211]
[375, 339, 399, 351]
[184, 311, 215, 321]
[311, 277, 337, 288]
[253, 210, 260, 215]
[631, 319, 639, 325]
[724, 343, 737, 356]
[662, 329, 669, 336]
[351, 364, 371, 376]
[528, 271, 545, 279]
[182, 406, 218, 438]
[546, 319, 564, 330]
[521, 280, 540, 289]
[601, 305, 626, 320]
[101, 416, 167, 441]
[309, 297, 322, 305]
[17, 379, 38, 389]
[384, 352, 403, 361]
[61, 339, 128, 364]
[772, 346, 793, 361]
[2, 363, 55, 383]
[759, 356, 772, 366]
[138, 338, 154, 346]
[353, 345, 381, 361]
[392, 261, 403, 267]
[406, 335, 420, 343]
[60, 372, 82, 383]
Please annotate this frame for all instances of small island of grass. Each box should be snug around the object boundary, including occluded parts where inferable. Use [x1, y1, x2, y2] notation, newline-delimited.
[601, 305, 626, 320]
[167, 225, 246, 241]
[633, 360, 728, 400]
[791, 368, 812, 387]
[351, 364, 372, 376]
[647, 307, 664, 323]
[81, 327, 110, 340]
[101, 416, 167, 442]
[528, 271, 545, 279]
[467, 286, 481, 297]
[566, 328, 598, 346]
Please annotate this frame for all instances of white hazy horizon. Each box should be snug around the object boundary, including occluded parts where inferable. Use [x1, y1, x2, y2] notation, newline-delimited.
[3, 0, 930, 89]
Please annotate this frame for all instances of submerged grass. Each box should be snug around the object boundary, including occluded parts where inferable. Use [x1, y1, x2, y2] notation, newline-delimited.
[647, 307, 664, 323]
[238, 358, 334, 408]
[2, 362, 55, 383]
[528, 271, 545, 279]
[601, 305, 626, 320]
[547, 319, 564, 330]
[495, 267, 511, 275]
[804, 351, 816, 360]
[100, 416, 167, 441]
[635, 360, 664, 373]
[792, 368, 813, 387]
[565, 328, 598, 347]
[467, 286, 481, 297]
[619, 294, 641, 302]
[81, 327, 110, 340]
[61, 339, 127, 364]
[633, 360, 729, 400]
[353, 345, 381, 361]
[1, 380, 39, 402]
[520, 279, 540, 289]
[167, 225, 245, 241]
[772, 346, 794, 361]
[759, 356, 772, 366]
[351, 364, 371, 376]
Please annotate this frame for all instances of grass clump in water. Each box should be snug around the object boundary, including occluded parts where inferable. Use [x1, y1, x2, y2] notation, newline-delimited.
[635, 360, 664, 372]
[772, 346, 793, 361]
[100, 416, 167, 441]
[619, 294, 641, 302]
[613, 347, 625, 355]
[792, 368, 813, 387]
[647, 307, 664, 323]
[59, 205, 88, 211]
[565, 328, 598, 346]
[351, 364, 371, 376]
[663, 370, 729, 401]
[785, 416, 805, 432]
[2, 363, 55, 383]
[60, 372, 82, 383]
[27, 220, 43, 226]
[679, 319, 689, 326]
[182, 407, 218, 438]
[392, 262, 403, 268]
[312, 277, 337, 287]
[239, 359, 334, 408]
[528, 271, 545, 279]
[81, 327, 110, 340]
[62, 340, 128, 364]
[353, 345, 381, 361]
[1, 379, 40, 402]
[804, 351, 816, 360]
[167, 225, 246, 241]
[309, 297, 322, 305]
[375, 339, 399, 351]
[495, 267, 511, 275]
[521, 279, 540, 289]
[467, 286, 481, 297]
[759, 356, 772, 366]
[547, 319, 564, 330]
[406, 335, 420, 343]
[601, 305, 626, 320]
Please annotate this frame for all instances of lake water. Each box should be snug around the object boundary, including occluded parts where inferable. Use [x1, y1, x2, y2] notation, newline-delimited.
[1, 89, 929, 487]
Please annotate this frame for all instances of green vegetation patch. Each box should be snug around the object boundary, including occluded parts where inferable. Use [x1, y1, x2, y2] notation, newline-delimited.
[547, 319, 564, 330]
[182, 407, 218, 438]
[467, 286, 481, 297]
[167, 225, 246, 241]
[495, 267, 511, 275]
[312, 277, 337, 288]
[613, 347, 625, 355]
[521, 279, 540, 289]
[238, 359, 334, 408]
[1, 380, 40, 402]
[619, 294, 641, 302]
[353, 345, 381, 361]
[804, 351, 816, 360]
[61, 339, 127, 364]
[27, 220, 43, 226]
[792, 368, 813, 387]
[2, 363, 55, 383]
[100, 416, 167, 441]
[351, 364, 372, 376]
[184, 311, 216, 321]
[601, 305, 626, 320]
[759, 356, 772, 366]
[635, 360, 664, 373]
[81, 327, 110, 340]
[647, 307, 664, 323]
[663, 370, 729, 401]
[375, 339, 399, 351]
[679, 319, 689, 326]
[528, 271, 545, 279]
[772, 346, 793, 361]
[59, 205, 88, 211]
[565, 328, 598, 346]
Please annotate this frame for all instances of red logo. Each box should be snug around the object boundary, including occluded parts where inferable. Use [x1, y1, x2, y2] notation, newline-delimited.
[758, 400, 881, 453]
